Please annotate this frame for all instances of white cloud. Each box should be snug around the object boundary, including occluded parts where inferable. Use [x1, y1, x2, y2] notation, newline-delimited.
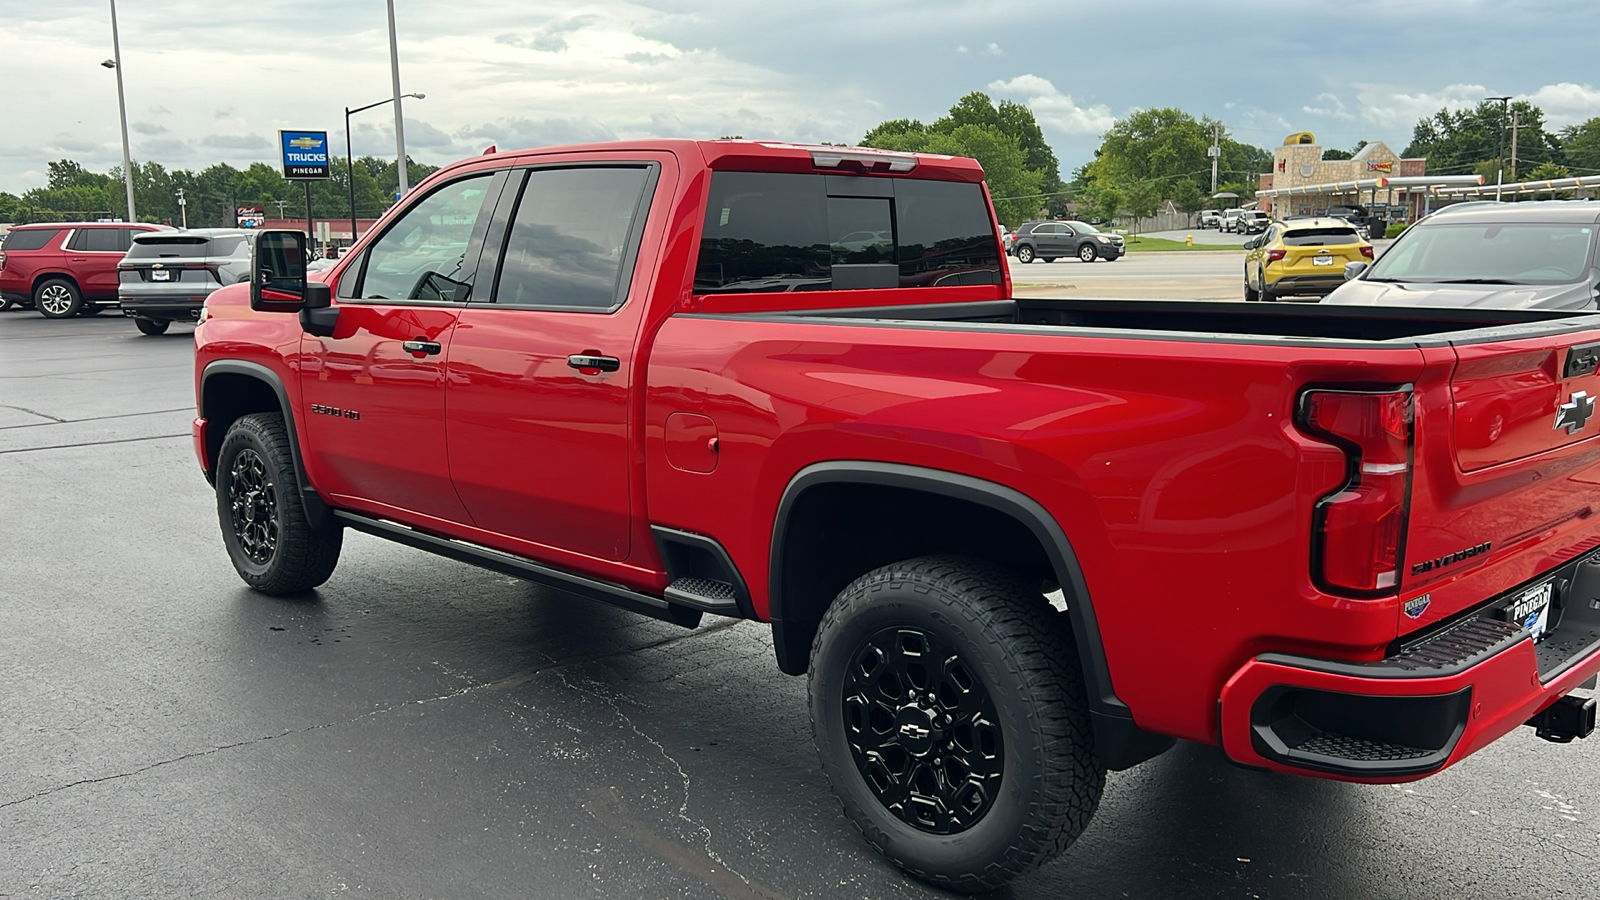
[988, 75, 1115, 136]
[1354, 82, 1488, 130]
[983, 43, 1003, 56]
[1302, 93, 1353, 121]
[1523, 82, 1600, 127]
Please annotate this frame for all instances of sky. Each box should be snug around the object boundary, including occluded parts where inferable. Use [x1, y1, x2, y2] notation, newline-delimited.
[3, 0, 1599, 192]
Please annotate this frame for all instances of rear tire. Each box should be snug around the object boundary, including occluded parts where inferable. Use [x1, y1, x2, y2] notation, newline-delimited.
[1244, 267, 1260, 301]
[134, 317, 170, 335]
[34, 279, 82, 318]
[1015, 245, 1035, 264]
[216, 412, 342, 594]
[808, 556, 1104, 893]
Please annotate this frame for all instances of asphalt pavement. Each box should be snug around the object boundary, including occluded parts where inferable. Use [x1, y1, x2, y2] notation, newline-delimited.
[3, 310, 1597, 899]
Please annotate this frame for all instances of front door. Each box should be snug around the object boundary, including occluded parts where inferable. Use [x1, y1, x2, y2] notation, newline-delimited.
[304, 170, 500, 522]
[446, 161, 661, 562]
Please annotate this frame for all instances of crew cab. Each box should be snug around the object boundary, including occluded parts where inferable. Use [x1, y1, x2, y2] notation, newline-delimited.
[195, 139, 1600, 893]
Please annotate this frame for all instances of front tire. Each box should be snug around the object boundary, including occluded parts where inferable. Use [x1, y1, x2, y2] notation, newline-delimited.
[1014, 245, 1035, 264]
[34, 279, 82, 318]
[1078, 244, 1097, 263]
[216, 412, 342, 594]
[808, 556, 1104, 893]
[134, 317, 170, 335]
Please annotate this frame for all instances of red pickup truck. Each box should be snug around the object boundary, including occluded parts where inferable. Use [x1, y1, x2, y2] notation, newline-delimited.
[195, 140, 1600, 892]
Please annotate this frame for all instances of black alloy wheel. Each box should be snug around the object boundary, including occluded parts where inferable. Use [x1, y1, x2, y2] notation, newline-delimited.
[1078, 243, 1097, 263]
[842, 626, 1004, 835]
[228, 447, 279, 566]
[1015, 245, 1035, 264]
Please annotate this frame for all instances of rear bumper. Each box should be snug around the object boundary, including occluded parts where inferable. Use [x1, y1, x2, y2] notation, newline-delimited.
[1220, 556, 1600, 781]
[1265, 273, 1345, 296]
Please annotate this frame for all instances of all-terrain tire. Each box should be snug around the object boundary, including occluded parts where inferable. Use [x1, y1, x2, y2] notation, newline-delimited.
[216, 412, 342, 594]
[808, 556, 1104, 893]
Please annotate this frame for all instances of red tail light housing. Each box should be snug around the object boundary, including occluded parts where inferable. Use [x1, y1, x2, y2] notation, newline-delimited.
[1266, 248, 1286, 263]
[1297, 388, 1413, 596]
[1360, 245, 1375, 259]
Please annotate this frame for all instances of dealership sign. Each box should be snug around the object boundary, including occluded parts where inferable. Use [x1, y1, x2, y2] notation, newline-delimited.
[236, 206, 264, 227]
[279, 130, 331, 180]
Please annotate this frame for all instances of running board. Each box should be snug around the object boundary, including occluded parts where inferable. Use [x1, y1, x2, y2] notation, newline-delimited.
[332, 511, 702, 629]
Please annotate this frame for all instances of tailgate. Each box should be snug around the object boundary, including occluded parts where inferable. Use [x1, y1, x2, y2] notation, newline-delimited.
[1402, 325, 1600, 631]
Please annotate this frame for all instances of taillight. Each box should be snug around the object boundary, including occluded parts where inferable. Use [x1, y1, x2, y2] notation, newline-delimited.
[1297, 389, 1413, 596]
[1266, 249, 1286, 263]
[1360, 245, 1375, 259]
[0, 250, 7, 270]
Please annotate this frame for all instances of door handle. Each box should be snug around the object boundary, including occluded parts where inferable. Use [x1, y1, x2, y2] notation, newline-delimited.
[567, 354, 621, 372]
[402, 339, 442, 355]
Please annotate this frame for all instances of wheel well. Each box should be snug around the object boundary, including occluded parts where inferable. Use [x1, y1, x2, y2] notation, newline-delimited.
[201, 373, 282, 474]
[32, 273, 80, 293]
[772, 482, 1056, 676]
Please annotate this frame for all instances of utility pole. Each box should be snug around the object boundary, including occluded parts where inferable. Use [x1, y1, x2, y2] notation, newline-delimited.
[1509, 107, 1520, 183]
[175, 187, 186, 228]
[271, 199, 289, 219]
[1487, 96, 1512, 202]
[1209, 122, 1221, 195]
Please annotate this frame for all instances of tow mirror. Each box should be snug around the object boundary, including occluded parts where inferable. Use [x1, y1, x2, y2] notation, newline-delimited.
[1344, 261, 1369, 281]
[250, 230, 310, 312]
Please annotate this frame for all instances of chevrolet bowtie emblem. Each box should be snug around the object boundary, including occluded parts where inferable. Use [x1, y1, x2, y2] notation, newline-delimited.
[288, 137, 323, 150]
[1555, 391, 1596, 434]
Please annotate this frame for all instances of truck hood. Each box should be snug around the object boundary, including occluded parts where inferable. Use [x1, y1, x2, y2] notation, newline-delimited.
[1323, 277, 1595, 310]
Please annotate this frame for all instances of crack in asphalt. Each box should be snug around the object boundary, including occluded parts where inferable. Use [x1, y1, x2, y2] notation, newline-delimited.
[0, 406, 192, 431]
[0, 433, 189, 454]
[0, 617, 745, 812]
[0, 404, 67, 424]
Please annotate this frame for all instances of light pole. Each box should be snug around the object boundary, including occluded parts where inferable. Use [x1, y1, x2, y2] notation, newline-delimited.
[386, 0, 410, 199]
[175, 186, 186, 228]
[345, 92, 424, 246]
[103, 0, 136, 222]
[1486, 95, 1512, 202]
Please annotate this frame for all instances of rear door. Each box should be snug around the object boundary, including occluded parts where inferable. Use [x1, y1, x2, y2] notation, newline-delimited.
[445, 155, 666, 562]
[64, 227, 131, 299]
[303, 169, 503, 522]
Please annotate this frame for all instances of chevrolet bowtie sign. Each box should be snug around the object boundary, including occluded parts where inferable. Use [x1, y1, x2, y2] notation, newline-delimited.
[280, 130, 331, 180]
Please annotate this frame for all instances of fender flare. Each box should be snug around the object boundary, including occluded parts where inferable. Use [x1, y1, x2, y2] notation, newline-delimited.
[769, 460, 1171, 770]
[200, 359, 329, 527]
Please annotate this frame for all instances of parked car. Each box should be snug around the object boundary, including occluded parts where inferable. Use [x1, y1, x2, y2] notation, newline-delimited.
[1243, 216, 1373, 300]
[194, 138, 1600, 892]
[0, 221, 168, 317]
[1324, 204, 1380, 239]
[1011, 219, 1124, 263]
[1238, 210, 1270, 234]
[1198, 209, 1223, 229]
[1326, 200, 1600, 309]
[1220, 208, 1245, 232]
[117, 229, 254, 335]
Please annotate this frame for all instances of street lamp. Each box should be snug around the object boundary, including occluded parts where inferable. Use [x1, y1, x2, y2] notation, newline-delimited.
[1486, 95, 1512, 202]
[104, 0, 136, 222]
[344, 92, 424, 246]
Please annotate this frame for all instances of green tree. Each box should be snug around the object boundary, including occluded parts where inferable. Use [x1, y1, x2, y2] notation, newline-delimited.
[1561, 117, 1600, 173]
[1403, 100, 1559, 176]
[1079, 108, 1270, 217]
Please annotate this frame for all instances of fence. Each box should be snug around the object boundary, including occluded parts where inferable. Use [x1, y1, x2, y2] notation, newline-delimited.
[1111, 209, 1194, 234]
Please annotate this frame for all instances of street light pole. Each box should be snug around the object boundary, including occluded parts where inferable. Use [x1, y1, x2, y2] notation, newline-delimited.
[1486, 95, 1512, 202]
[106, 0, 136, 222]
[345, 93, 424, 246]
[386, 0, 409, 199]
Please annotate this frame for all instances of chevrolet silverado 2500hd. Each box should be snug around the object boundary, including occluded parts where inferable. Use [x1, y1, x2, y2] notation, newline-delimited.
[195, 140, 1600, 891]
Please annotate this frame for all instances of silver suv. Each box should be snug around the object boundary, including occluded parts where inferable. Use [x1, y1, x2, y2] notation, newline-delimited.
[117, 229, 253, 335]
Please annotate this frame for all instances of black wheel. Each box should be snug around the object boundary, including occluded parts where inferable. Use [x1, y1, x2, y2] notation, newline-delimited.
[809, 556, 1104, 893]
[78, 305, 103, 316]
[1244, 267, 1260, 301]
[134, 317, 170, 335]
[1078, 243, 1097, 263]
[1041, 257, 1057, 263]
[34, 279, 82, 319]
[216, 413, 342, 594]
[1260, 282, 1276, 302]
[1014, 245, 1035, 264]
[0, 295, 14, 311]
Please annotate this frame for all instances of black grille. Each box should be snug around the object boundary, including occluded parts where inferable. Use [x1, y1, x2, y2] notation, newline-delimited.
[669, 577, 735, 601]
[1292, 732, 1435, 762]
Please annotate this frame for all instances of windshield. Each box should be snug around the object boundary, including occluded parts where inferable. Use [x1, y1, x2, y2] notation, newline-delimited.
[1366, 222, 1596, 285]
[1066, 221, 1100, 234]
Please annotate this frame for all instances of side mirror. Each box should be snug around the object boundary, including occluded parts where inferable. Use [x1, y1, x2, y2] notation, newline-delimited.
[1344, 261, 1369, 281]
[250, 230, 310, 312]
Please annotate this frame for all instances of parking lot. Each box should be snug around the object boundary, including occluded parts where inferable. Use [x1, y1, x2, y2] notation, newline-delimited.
[3, 309, 1599, 899]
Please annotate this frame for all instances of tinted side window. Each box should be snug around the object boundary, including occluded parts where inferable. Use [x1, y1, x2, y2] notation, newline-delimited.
[359, 174, 495, 301]
[1, 229, 60, 251]
[492, 166, 651, 310]
[695, 173, 1000, 293]
[69, 228, 125, 252]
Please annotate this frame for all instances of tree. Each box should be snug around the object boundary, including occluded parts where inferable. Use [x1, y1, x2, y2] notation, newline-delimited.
[1403, 100, 1559, 176]
[1077, 108, 1270, 220]
[1321, 148, 1353, 161]
[862, 119, 1042, 225]
[1561, 117, 1600, 174]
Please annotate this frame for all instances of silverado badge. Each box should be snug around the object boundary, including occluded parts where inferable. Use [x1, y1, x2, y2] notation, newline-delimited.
[1555, 391, 1596, 434]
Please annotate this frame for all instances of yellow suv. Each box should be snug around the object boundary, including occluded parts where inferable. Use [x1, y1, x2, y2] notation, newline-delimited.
[1244, 217, 1374, 301]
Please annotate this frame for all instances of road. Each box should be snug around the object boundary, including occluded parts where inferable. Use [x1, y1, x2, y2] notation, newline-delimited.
[3, 310, 1597, 899]
[1010, 250, 1247, 300]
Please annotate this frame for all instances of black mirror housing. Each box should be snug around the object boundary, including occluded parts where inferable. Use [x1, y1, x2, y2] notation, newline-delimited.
[250, 230, 310, 313]
[1344, 261, 1370, 281]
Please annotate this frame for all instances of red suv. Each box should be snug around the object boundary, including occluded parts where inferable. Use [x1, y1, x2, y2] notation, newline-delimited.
[0, 222, 168, 318]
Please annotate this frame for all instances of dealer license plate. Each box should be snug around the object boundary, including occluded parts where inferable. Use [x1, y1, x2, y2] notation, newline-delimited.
[1505, 581, 1554, 641]
[1313, 256, 1334, 266]
[151, 270, 170, 281]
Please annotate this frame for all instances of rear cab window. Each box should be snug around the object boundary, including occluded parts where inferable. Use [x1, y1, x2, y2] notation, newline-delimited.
[694, 172, 1000, 294]
[0, 229, 61, 251]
